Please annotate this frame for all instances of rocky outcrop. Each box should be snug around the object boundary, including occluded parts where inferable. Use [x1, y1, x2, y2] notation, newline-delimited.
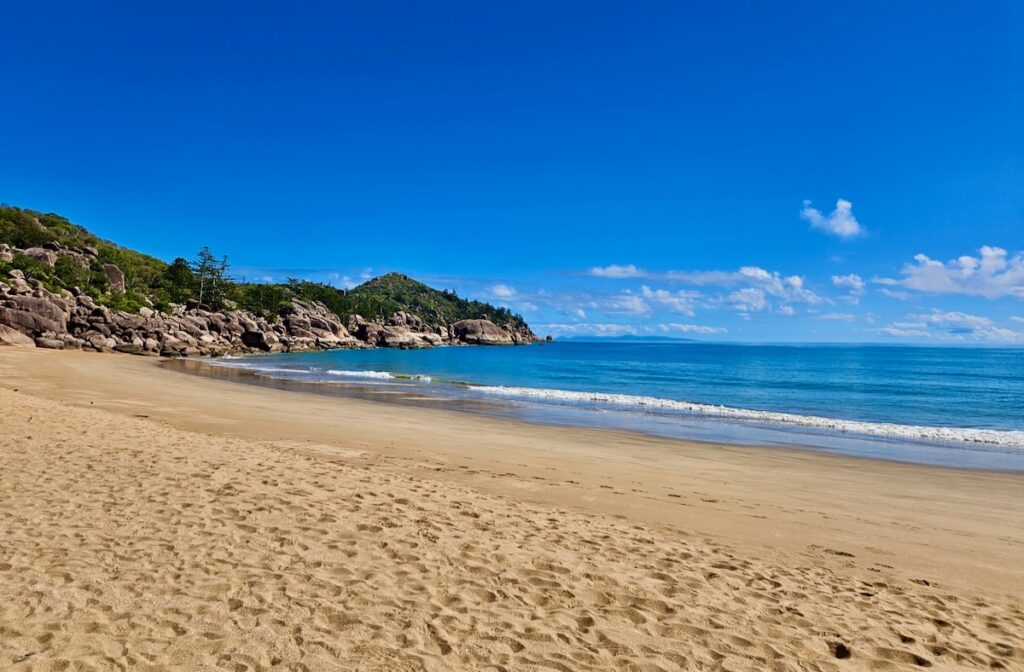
[0, 239, 539, 356]
[0, 271, 366, 356]
[451, 319, 516, 345]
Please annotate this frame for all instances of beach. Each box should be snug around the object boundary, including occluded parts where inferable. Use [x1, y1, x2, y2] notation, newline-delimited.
[1, 348, 1022, 671]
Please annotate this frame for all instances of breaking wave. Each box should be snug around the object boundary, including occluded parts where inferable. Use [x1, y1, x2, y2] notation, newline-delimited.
[468, 384, 1024, 448]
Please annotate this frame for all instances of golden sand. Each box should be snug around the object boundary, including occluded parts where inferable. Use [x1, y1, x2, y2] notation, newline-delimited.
[1, 348, 1022, 671]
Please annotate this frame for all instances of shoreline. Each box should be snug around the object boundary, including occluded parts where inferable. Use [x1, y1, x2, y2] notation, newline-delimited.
[175, 354, 1024, 471]
[2, 347, 1023, 670]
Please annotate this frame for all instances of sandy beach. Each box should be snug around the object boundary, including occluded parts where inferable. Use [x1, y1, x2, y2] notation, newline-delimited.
[1, 348, 1022, 671]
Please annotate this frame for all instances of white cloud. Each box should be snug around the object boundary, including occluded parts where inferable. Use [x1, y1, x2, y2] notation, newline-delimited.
[605, 293, 650, 316]
[818, 312, 856, 321]
[1013, 316, 1024, 324]
[589, 264, 643, 278]
[640, 285, 700, 316]
[726, 267, 822, 305]
[538, 322, 639, 337]
[729, 288, 768, 312]
[876, 310, 1024, 343]
[573, 308, 587, 319]
[661, 322, 728, 335]
[878, 287, 911, 300]
[801, 198, 864, 239]
[876, 246, 1024, 298]
[584, 263, 823, 308]
[778, 305, 796, 316]
[490, 284, 517, 298]
[914, 311, 993, 330]
[832, 273, 866, 294]
[877, 326, 930, 338]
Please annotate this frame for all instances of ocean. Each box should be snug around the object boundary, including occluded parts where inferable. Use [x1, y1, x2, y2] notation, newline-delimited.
[204, 341, 1024, 470]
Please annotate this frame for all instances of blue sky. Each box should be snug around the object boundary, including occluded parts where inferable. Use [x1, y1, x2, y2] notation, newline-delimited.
[2, 1, 1021, 343]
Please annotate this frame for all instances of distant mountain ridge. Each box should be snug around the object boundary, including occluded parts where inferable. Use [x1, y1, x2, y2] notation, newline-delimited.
[0, 204, 539, 353]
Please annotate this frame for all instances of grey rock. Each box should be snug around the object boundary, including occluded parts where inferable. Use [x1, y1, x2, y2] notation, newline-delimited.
[451, 319, 515, 345]
[102, 264, 126, 293]
[23, 247, 58, 267]
[0, 324, 35, 347]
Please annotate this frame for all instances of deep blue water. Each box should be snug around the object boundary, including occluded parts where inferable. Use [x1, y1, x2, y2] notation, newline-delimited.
[211, 341, 1024, 470]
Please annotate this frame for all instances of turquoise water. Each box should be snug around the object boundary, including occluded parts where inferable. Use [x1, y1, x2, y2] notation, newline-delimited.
[211, 342, 1024, 470]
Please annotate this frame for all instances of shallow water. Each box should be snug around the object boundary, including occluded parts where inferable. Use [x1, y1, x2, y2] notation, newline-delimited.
[200, 341, 1024, 471]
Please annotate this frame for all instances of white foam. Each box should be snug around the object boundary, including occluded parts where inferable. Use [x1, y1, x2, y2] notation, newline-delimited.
[468, 385, 1024, 448]
[326, 369, 396, 380]
[223, 363, 308, 374]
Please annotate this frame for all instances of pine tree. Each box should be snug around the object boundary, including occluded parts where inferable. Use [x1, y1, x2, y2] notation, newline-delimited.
[191, 247, 230, 308]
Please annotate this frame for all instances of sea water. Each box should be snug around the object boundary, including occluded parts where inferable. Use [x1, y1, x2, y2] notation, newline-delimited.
[206, 341, 1024, 470]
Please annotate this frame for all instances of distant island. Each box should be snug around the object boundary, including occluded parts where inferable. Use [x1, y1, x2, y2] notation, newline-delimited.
[0, 205, 541, 354]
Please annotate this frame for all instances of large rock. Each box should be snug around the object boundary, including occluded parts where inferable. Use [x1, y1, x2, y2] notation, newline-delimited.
[0, 244, 13, 263]
[451, 319, 515, 345]
[10, 294, 72, 324]
[0, 306, 64, 336]
[241, 330, 276, 351]
[0, 324, 35, 347]
[23, 247, 58, 267]
[103, 264, 126, 293]
[378, 325, 432, 349]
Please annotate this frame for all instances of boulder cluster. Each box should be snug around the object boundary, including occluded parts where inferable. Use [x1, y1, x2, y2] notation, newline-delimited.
[0, 243, 538, 355]
[346, 312, 535, 348]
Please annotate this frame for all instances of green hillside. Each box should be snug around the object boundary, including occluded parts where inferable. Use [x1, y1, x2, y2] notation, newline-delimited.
[0, 205, 529, 332]
[0, 205, 169, 310]
[284, 273, 529, 331]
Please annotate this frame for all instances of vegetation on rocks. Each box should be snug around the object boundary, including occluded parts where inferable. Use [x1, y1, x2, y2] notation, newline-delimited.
[0, 204, 535, 347]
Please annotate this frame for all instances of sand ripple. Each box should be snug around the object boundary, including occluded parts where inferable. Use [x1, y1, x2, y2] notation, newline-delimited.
[1, 389, 1021, 671]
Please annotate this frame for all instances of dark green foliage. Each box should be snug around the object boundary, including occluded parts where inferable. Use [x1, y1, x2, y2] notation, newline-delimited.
[5, 252, 54, 279]
[1, 206, 103, 251]
[285, 273, 528, 330]
[53, 255, 92, 289]
[233, 282, 287, 317]
[97, 245, 166, 294]
[98, 290, 147, 314]
[161, 258, 195, 303]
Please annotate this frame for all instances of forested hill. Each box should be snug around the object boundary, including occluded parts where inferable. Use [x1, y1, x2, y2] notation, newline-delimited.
[293, 273, 530, 333]
[0, 205, 532, 335]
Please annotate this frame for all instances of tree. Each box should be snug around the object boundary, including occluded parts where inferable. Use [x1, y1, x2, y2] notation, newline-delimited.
[190, 247, 229, 308]
[53, 255, 92, 290]
[163, 257, 195, 303]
